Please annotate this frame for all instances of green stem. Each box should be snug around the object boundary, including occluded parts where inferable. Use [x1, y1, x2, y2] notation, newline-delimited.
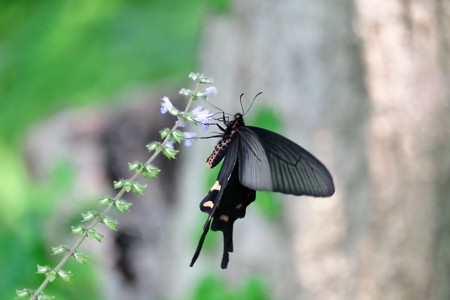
[30, 82, 199, 299]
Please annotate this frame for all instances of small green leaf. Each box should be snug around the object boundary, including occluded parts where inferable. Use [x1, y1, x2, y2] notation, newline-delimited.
[71, 225, 85, 235]
[115, 179, 133, 192]
[113, 180, 123, 189]
[161, 145, 179, 159]
[86, 229, 104, 242]
[73, 251, 88, 264]
[188, 72, 200, 81]
[179, 88, 193, 96]
[98, 196, 113, 205]
[142, 164, 160, 179]
[122, 180, 133, 192]
[36, 265, 51, 274]
[37, 293, 55, 300]
[102, 216, 119, 231]
[128, 162, 142, 171]
[16, 288, 32, 297]
[160, 128, 171, 139]
[146, 141, 161, 152]
[131, 182, 146, 195]
[115, 199, 132, 212]
[184, 112, 197, 123]
[199, 77, 214, 84]
[81, 211, 98, 222]
[51, 245, 68, 255]
[194, 92, 207, 101]
[46, 270, 57, 282]
[171, 130, 184, 143]
[57, 269, 72, 282]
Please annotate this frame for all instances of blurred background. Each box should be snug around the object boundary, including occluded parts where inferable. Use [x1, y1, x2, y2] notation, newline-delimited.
[1, 1, 449, 300]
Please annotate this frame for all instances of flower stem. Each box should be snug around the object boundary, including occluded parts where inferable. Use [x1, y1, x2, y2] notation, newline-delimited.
[30, 82, 199, 300]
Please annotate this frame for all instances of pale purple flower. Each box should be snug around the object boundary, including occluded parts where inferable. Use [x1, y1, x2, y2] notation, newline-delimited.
[191, 106, 213, 130]
[160, 97, 178, 115]
[183, 132, 196, 147]
[205, 86, 217, 96]
[176, 119, 187, 128]
[165, 140, 174, 149]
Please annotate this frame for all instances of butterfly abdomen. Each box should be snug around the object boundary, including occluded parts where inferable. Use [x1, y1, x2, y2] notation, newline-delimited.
[206, 138, 232, 168]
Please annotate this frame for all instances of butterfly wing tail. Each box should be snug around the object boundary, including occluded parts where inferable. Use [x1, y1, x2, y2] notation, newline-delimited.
[190, 189, 220, 267]
[190, 219, 211, 267]
[220, 222, 234, 269]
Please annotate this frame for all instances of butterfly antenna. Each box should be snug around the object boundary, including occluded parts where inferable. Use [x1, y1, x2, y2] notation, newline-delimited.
[239, 93, 245, 114]
[243, 92, 262, 116]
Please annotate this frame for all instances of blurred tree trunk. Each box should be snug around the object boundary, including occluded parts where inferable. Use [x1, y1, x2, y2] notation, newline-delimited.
[355, 1, 450, 299]
[196, 0, 450, 299]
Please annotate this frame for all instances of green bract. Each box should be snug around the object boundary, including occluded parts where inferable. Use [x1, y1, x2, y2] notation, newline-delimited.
[179, 88, 193, 97]
[71, 225, 85, 235]
[113, 179, 133, 192]
[142, 164, 160, 179]
[128, 162, 142, 171]
[115, 199, 132, 212]
[37, 293, 55, 300]
[57, 269, 72, 282]
[36, 265, 51, 274]
[146, 141, 161, 152]
[81, 211, 98, 222]
[162, 145, 179, 159]
[45, 270, 57, 282]
[16, 289, 32, 298]
[73, 251, 88, 264]
[51, 245, 67, 255]
[131, 182, 146, 195]
[86, 229, 104, 242]
[98, 196, 113, 205]
[171, 130, 184, 143]
[101, 216, 119, 231]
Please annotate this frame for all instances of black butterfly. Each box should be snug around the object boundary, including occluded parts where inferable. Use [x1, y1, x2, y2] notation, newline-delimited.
[190, 112, 335, 269]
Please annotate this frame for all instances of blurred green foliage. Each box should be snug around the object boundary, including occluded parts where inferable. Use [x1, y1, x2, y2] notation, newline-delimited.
[0, 0, 204, 144]
[190, 274, 270, 300]
[209, 0, 232, 14]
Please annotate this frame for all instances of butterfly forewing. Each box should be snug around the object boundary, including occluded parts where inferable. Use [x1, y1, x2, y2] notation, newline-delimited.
[238, 126, 335, 196]
[235, 128, 273, 190]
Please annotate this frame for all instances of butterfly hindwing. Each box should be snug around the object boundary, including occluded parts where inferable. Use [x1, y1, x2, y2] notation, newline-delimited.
[210, 164, 256, 268]
[190, 139, 239, 267]
[237, 126, 335, 197]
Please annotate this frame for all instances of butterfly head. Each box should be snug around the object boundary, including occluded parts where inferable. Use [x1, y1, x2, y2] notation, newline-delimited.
[225, 113, 245, 128]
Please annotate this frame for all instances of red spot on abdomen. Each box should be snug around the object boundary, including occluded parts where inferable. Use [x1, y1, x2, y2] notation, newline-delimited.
[206, 138, 231, 168]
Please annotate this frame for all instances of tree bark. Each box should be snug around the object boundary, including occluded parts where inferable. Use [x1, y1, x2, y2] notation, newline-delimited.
[355, 1, 450, 299]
